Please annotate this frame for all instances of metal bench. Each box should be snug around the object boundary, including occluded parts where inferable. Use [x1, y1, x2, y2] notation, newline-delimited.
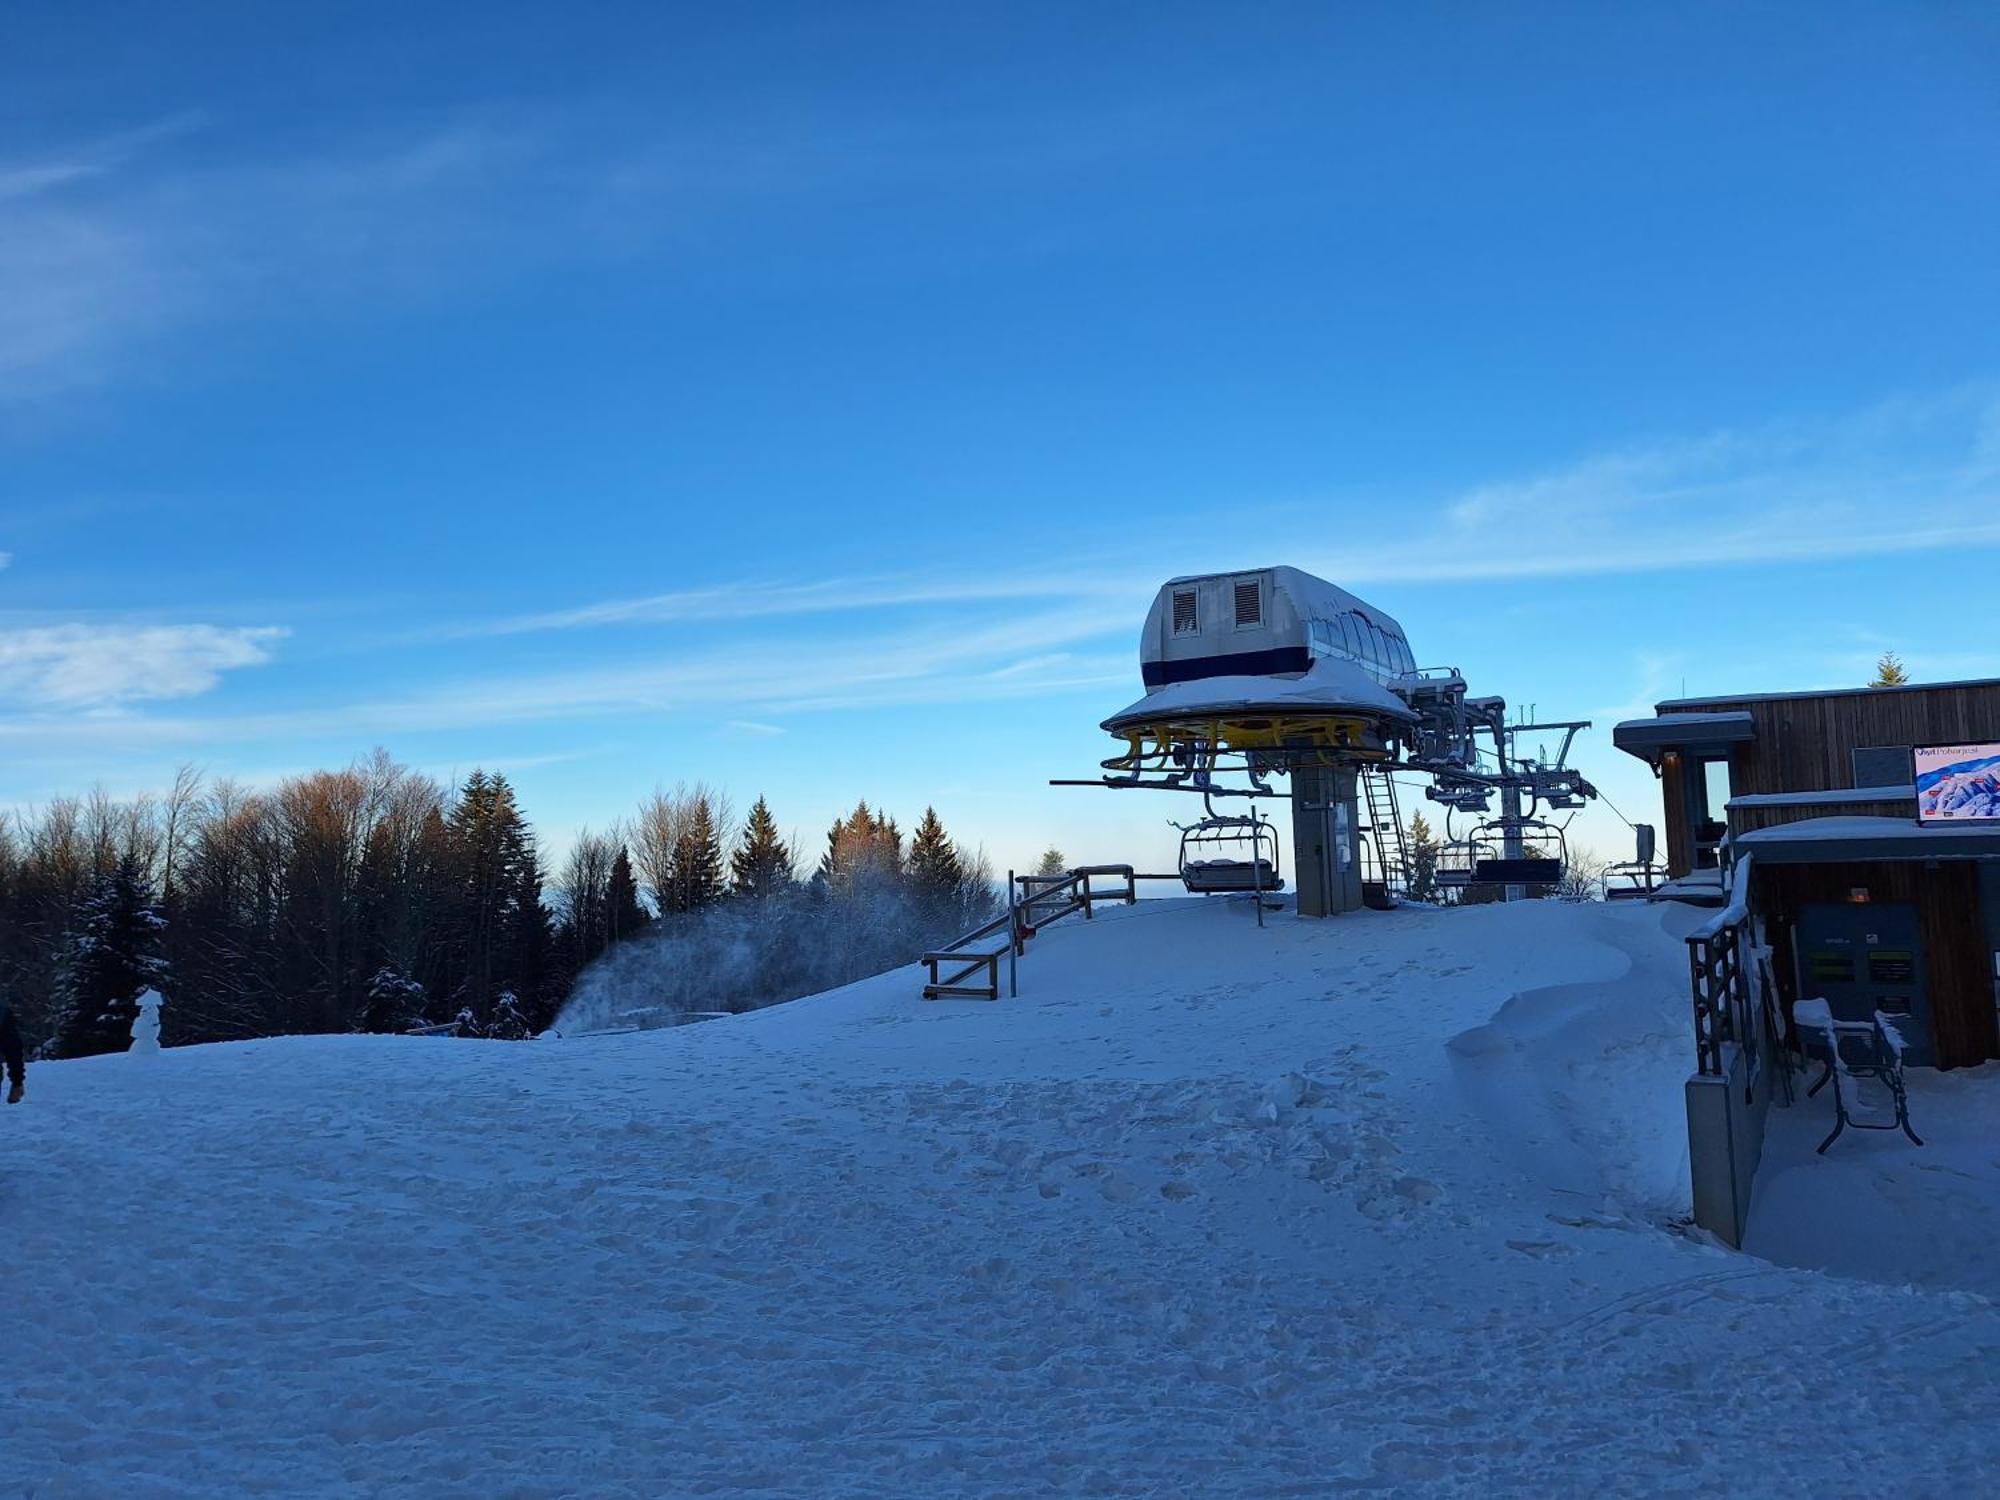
[1792, 998, 1923, 1154]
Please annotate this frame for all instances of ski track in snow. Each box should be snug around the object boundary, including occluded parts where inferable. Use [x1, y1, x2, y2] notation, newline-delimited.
[6, 899, 1998, 1497]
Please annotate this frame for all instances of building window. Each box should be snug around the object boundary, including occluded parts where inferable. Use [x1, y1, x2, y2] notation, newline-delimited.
[1233, 578, 1262, 628]
[1693, 757, 1733, 868]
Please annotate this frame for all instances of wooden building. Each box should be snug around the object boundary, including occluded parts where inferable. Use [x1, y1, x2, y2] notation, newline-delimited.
[1616, 677, 2000, 1072]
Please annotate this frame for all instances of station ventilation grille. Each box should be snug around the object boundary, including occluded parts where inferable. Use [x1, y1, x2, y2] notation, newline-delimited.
[1172, 589, 1199, 634]
[1234, 580, 1262, 627]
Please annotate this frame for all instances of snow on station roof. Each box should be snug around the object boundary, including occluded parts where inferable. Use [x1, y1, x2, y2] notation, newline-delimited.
[1612, 710, 1756, 765]
[1734, 814, 2000, 863]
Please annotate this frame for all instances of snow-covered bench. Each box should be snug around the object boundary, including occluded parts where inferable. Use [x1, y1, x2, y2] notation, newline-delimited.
[1792, 999, 1923, 1154]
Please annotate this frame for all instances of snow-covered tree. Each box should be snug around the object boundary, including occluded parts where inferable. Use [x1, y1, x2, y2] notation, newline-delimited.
[1035, 847, 1067, 877]
[363, 966, 428, 1032]
[49, 856, 169, 1059]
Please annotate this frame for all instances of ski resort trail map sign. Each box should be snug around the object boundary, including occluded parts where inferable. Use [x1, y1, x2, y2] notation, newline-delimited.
[1916, 742, 2000, 822]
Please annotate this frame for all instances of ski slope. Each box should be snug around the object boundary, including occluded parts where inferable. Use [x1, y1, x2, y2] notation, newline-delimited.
[6, 898, 1997, 1496]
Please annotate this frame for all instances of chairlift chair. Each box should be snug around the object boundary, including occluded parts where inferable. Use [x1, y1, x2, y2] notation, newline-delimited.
[1604, 824, 1666, 901]
[1176, 799, 1284, 896]
[1468, 817, 1567, 888]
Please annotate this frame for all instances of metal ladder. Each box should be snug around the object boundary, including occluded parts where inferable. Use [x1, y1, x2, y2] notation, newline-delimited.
[1361, 766, 1411, 898]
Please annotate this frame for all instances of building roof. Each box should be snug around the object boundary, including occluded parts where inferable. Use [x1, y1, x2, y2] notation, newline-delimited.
[1612, 710, 1756, 765]
[1657, 676, 2000, 712]
[1102, 655, 1418, 733]
[1726, 786, 1913, 809]
[1734, 814, 2000, 864]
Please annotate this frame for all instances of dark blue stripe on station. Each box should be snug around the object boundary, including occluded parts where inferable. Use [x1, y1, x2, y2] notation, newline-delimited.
[1142, 646, 1314, 688]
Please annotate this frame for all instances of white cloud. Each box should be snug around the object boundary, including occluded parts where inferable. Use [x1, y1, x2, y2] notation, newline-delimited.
[1302, 386, 2000, 586]
[451, 570, 1132, 638]
[0, 118, 613, 400]
[0, 624, 286, 708]
[723, 719, 787, 737]
[0, 95, 1208, 404]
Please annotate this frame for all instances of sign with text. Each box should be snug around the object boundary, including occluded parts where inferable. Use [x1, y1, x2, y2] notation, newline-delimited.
[1915, 742, 2000, 823]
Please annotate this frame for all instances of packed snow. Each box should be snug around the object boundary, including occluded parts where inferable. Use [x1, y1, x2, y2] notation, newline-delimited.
[1749, 1061, 2000, 1300]
[6, 897, 1998, 1496]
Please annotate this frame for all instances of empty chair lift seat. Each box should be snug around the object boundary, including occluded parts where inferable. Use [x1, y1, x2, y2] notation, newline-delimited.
[1181, 858, 1283, 894]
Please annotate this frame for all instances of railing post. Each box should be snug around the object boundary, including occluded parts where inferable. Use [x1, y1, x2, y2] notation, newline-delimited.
[1007, 869, 1019, 998]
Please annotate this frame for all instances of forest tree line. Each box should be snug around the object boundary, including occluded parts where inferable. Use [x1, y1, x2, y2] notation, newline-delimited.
[0, 752, 997, 1057]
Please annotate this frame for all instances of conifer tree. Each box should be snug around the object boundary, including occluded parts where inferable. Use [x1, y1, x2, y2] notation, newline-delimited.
[1871, 652, 1910, 687]
[667, 793, 725, 913]
[606, 847, 649, 941]
[49, 855, 169, 1059]
[906, 807, 965, 912]
[1035, 847, 1067, 876]
[446, 771, 540, 1020]
[1406, 811, 1440, 903]
[823, 801, 898, 892]
[730, 796, 793, 899]
[363, 967, 427, 1032]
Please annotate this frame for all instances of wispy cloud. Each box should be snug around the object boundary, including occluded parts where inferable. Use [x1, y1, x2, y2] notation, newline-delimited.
[723, 719, 787, 738]
[0, 94, 1220, 405]
[0, 119, 551, 400]
[422, 388, 2000, 652]
[0, 609, 1128, 755]
[446, 570, 1135, 639]
[1304, 385, 2000, 586]
[0, 623, 286, 708]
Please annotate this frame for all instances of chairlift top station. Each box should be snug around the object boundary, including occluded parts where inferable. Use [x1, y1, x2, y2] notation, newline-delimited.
[1060, 565, 1603, 916]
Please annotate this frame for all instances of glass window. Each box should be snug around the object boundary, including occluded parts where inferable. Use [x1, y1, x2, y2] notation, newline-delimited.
[1340, 615, 1363, 658]
[1367, 622, 1388, 670]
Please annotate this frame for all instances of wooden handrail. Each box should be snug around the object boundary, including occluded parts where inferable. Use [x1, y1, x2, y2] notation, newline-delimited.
[919, 864, 1140, 1001]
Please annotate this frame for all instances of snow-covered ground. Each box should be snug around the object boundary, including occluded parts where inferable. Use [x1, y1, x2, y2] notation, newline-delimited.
[1749, 1061, 2000, 1301]
[7, 897, 1998, 1496]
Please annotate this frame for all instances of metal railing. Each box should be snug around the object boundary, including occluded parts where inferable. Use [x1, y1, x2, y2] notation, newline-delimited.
[1686, 853, 1756, 1078]
[921, 865, 1139, 1001]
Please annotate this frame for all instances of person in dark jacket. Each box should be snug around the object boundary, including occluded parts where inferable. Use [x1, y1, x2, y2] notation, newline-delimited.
[1, 1002, 23, 1104]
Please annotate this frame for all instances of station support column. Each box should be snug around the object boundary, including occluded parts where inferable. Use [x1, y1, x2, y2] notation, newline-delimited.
[1291, 762, 1364, 917]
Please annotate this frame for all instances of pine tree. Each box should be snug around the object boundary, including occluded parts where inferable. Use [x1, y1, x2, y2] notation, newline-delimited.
[507, 860, 555, 1028]
[1406, 811, 1440, 903]
[906, 807, 965, 913]
[667, 793, 725, 913]
[1871, 652, 1910, 688]
[363, 967, 427, 1032]
[445, 771, 540, 1022]
[50, 855, 169, 1059]
[1035, 847, 1067, 877]
[606, 847, 650, 941]
[730, 796, 793, 899]
[822, 801, 901, 893]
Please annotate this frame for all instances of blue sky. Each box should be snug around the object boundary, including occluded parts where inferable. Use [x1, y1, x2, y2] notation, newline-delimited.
[3, 2, 1997, 875]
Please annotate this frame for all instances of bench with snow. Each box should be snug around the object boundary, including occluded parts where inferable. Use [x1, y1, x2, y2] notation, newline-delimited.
[1792, 998, 1923, 1155]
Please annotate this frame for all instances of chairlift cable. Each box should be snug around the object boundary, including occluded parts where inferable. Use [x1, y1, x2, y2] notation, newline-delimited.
[1594, 789, 1641, 833]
